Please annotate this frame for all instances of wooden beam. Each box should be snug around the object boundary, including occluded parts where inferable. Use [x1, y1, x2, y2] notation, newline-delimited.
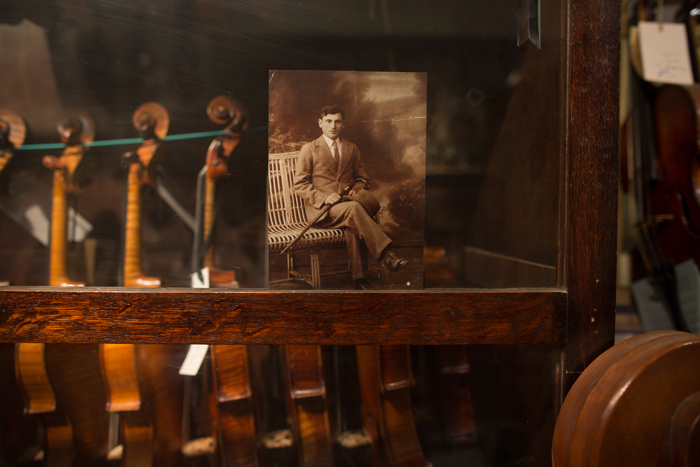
[565, 0, 621, 390]
[0, 289, 566, 345]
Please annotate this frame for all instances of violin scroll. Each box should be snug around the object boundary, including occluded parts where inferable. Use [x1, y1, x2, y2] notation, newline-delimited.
[206, 96, 249, 132]
[0, 110, 26, 176]
[0, 109, 26, 150]
[205, 96, 248, 180]
[57, 109, 95, 146]
[132, 102, 169, 140]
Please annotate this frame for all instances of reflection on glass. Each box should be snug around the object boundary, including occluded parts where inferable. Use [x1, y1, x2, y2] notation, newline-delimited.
[0, 0, 563, 288]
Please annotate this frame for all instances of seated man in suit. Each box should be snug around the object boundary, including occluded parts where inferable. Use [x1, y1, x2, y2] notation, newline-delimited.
[293, 105, 407, 290]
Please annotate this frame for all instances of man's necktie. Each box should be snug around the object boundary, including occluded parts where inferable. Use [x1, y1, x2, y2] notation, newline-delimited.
[332, 140, 340, 173]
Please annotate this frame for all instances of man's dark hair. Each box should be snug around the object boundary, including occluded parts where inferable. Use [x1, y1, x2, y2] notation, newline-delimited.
[320, 105, 345, 120]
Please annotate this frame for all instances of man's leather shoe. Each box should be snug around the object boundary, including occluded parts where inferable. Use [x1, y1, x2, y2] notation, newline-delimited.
[354, 278, 373, 290]
[381, 250, 408, 272]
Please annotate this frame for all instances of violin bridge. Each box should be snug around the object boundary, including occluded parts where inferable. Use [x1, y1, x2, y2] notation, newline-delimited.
[518, 0, 541, 49]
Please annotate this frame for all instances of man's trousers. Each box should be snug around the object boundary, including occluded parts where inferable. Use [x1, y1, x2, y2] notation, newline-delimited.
[316, 200, 391, 280]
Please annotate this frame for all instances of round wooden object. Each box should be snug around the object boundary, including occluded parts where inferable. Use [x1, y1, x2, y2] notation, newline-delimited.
[58, 109, 95, 144]
[0, 109, 26, 148]
[206, 95, 248, 130]
[132, 102, 169, 139]
[552, 330, 700, 467]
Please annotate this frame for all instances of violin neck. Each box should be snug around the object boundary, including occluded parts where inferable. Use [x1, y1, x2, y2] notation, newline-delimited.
[203, 177, 217, 269]
[123, 164, 144, 287]
[49, 172, 70, 287]
[48, 162, 85, 288]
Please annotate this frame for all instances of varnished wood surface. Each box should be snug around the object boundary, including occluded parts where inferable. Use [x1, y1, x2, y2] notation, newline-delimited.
[16, 342, 57, 413]
[0, 344, 42, 465]
[45, 146, 85, 288]
[123, 157, 161, 288]
[46, 344, 112, 465]
[357, 345, 427, 467]
[135, 344, 187, 467]
[100, 343, 141, 412]
[42, 413, 76, 467]
[211, 345, 258, 467]
[564, 0, 620, 390]
[553, 331, 700, 467]
[282, 345, 332, 467]
[0, 289, 565, 344]
[435, 346, 476, 445]
[120, 412, 154, 467]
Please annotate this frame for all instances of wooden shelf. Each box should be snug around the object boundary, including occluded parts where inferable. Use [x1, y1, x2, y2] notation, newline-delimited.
[0, 288, 566, 345]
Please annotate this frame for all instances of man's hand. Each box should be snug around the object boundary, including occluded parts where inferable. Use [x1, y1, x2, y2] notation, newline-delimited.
[324, 193, 341, 205]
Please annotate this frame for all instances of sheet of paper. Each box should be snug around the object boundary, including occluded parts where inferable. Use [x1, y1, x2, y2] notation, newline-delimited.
[639, 21, 694, 85]
[179, 344, 209, 376]
[191, 267, 210, 288]
[631, 260, 700, 333]
[631, 276, 674, 331]
[675, 259, 700, 333]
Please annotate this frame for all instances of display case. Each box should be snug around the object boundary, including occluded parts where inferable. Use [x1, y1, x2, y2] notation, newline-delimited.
[0, 0, 620, 465]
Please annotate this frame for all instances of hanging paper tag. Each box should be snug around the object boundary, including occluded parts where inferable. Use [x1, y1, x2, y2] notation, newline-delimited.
[632, 276, 675, 331]
[638, 21, 694, 85]
[631, 259, 700, 333]
[674, 259, 700, 333]
[179, 344, 209, 376]
[191, 267, 210, 288]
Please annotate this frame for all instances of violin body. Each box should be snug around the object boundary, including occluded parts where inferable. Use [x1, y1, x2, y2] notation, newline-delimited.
[0, 344, 42, 465]
[281, 345, 333, 467]
[211, 345, 259, 466]
[135, 344, 188, 467]
[651, 85, 700, 267]
[15, 343, 76, 467]
[45, 344, 113, 466]
[435, 346, 476, 445]
[356, 345, 427, 467]
[99, 343, 153, 466]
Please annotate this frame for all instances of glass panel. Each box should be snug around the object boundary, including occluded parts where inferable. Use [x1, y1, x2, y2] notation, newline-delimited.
[0, 0, 565, 289]
[0, 343, 562, 466]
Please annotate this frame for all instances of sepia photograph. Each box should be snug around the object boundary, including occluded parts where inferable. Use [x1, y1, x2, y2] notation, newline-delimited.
[268, 70, 426, 290]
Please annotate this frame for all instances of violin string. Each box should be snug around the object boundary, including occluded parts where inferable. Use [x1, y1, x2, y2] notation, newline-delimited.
[13, 126, 268, 151]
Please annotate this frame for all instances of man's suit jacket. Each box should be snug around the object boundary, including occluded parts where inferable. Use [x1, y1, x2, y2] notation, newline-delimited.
[294, 135, 370, 221]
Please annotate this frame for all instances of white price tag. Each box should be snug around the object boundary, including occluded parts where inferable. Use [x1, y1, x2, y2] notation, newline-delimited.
[191, 267, 210, 288]
[639, 21, 694, 85]
[179, 344, 209, 376]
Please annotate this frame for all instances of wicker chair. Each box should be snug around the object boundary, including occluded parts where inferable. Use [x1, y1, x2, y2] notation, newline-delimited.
[268, 152, 346, 289]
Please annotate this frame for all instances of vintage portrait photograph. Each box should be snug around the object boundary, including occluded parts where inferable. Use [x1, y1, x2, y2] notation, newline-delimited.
[268, 70, 427, 290]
